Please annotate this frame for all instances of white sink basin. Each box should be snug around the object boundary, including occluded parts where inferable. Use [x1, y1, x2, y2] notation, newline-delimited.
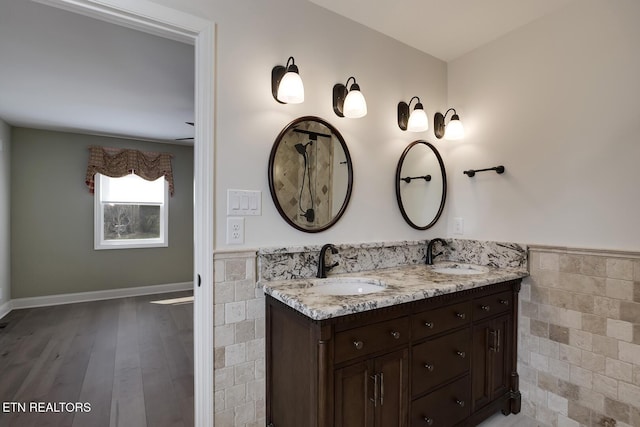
[309, 277, 386, 295]
[430, 263, 489, 275]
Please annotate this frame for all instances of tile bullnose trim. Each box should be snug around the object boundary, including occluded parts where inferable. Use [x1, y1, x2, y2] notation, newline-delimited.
[214, 249, 258, 260]
[529, 244, 640, 259]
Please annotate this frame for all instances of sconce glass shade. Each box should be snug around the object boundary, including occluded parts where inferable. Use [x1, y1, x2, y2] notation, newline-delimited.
[445, 114, 465, 140]
[343, 88, 367, 118]
[276, 70, 304, 104]
[407, 107, 429, 132]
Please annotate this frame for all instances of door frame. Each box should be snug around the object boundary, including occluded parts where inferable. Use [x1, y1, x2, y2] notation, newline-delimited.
[33, 0, 216, 424]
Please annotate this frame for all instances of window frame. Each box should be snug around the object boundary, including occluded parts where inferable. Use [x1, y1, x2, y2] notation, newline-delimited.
[93, 173, 169, 250]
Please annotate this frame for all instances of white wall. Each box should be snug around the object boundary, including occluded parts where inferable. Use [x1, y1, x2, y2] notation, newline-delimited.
[0, 119, 10, 306]
[150, 0, 449, 249]
[447, 0, 640, 251]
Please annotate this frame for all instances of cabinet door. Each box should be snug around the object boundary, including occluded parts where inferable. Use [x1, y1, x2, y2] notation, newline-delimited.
[472, 314, 511, 411]
[374, 349, 409, 427]
[335, 349, 409, 427]
[335, 361, 375, 427]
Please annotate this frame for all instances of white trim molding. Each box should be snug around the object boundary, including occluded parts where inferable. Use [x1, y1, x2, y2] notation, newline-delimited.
[9, 281, 191, 311]
[0, 300, 11, 321]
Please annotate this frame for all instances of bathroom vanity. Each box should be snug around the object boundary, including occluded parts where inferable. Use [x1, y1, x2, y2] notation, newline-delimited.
[264, 264, 526, 427]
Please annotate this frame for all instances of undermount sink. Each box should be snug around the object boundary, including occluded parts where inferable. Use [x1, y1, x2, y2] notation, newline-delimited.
[309, 277, 386, 295]
[430, 263, 490, 275]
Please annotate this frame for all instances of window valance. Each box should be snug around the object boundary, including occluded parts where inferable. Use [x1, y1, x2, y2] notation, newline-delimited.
[85, 146, 175, 196]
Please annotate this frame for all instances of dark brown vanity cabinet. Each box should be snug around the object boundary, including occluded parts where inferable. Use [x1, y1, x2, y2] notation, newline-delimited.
[266, 279, 521, 427]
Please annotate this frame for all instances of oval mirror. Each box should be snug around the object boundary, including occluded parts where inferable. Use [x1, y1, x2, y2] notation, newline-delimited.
[395, 140, 447, 230]
[268, 116, 353, 232]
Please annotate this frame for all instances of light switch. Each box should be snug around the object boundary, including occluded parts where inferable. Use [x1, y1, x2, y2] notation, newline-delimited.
[231, 195, 240, 210]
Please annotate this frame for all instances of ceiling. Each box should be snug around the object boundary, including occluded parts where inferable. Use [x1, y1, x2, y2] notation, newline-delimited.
[0, 0, 194, 143]
[309, 0, 576, 62]
[0, 1, 574, 143]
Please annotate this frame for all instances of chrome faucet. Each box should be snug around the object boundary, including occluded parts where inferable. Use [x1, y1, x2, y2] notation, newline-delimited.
[317, 244, 339, 278]
[426, 238, 448, 265]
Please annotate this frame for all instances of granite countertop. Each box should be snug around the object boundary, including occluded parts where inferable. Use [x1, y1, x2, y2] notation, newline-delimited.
[261, 262, 529, 321]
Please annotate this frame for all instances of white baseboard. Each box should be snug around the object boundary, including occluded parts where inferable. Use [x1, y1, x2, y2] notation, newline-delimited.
[0, 300, 11, 321]
[3, 282, 192, 316]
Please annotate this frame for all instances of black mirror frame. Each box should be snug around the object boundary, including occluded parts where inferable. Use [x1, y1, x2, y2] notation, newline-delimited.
[395, 140, 447, 230]
[268, 116, 354, 233]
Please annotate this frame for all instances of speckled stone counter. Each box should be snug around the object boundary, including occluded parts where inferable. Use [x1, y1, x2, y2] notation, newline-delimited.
[262, 262, 528, 320]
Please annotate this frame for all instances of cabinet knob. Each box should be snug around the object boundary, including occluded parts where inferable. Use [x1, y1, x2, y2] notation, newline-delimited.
[455, 399, 465, 407]
[456, 312, 466, 319]
[481, 305, 491, 311]
[353, 341, 364, 350]
[423, 417, 434, 425]
[456, 350, 466, 358]
[424, 363, 434, 372]
[390, 331, 401, 339]
[424, 321, 434, 329]
[499, 299, 509, 306]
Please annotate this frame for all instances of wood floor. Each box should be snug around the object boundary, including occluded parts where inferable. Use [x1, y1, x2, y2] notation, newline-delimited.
[0, 291, 194, 427]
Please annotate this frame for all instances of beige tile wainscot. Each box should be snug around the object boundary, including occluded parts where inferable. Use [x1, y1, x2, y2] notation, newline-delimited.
[214, 250, 265, 427]
[521, 246, 640, 427]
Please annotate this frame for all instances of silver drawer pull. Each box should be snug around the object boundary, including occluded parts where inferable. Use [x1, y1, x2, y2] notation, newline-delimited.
[499, 299, 509, 305]
[456, 399, 465, 407]
[424, 322, 434, 329]
[390, 331, 401, 339]
[456, 351, 466, 358]
[424, 417, 434, 425]
[354, 340, 364, 350]
[424, 363, 434, 372]
[456, 312, 466, 319]
[481, 305, 491, 311]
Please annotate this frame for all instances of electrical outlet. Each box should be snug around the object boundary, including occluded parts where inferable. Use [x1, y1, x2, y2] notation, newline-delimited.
[227, 217, 244, 244]
[453, 217, 464, 235]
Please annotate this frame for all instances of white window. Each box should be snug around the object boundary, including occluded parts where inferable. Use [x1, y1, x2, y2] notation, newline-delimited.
[94, 173, 168, 250]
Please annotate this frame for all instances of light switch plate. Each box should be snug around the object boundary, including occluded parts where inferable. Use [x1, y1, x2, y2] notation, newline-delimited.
[227, 190, 261, 216]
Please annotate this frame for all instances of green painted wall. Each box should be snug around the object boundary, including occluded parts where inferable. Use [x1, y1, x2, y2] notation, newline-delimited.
[10, 127, 194, 298]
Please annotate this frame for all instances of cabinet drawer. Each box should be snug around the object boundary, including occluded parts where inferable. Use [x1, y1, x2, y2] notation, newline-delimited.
[411, 375, 471, 427]
[412, 328, 471, 396]
[334, 316, 410, 364]
[412, 301, 471, 340]
[473, 290, 512, 321]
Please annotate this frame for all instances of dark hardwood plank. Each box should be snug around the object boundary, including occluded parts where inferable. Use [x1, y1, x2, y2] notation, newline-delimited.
[137, 293, 188, 427]
[72, 299, 119, 427]
[109, 297, 147, 427]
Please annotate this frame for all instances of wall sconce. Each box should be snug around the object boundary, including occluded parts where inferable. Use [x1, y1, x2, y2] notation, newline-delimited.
[434, 108, 465, 140]
[271, 56, 304, 104]
[397, 96, 428, 132]
[333, 76, 367, 118]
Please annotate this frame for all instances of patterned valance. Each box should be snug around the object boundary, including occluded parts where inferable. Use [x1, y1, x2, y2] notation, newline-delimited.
[85, 146, 175, 196]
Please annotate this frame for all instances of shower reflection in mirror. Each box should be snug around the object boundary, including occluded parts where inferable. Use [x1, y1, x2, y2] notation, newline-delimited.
[269, 116, 353, 233]
[292, 129, 332, 223]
